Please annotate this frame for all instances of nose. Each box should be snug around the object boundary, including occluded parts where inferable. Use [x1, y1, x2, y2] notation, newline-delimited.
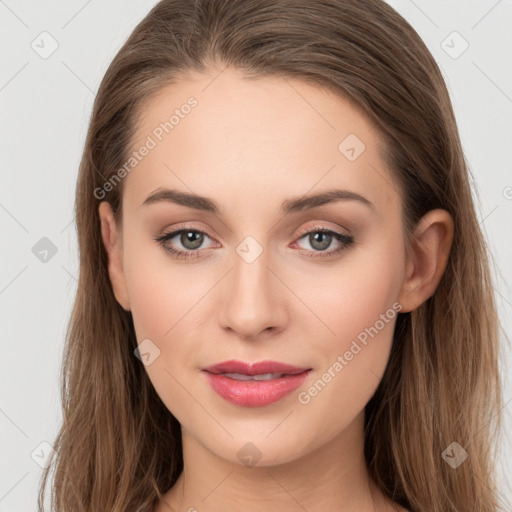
[218, 248, 288, 341]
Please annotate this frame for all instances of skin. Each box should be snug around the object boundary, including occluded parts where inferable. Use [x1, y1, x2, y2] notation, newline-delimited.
[99, 67, 453, 511]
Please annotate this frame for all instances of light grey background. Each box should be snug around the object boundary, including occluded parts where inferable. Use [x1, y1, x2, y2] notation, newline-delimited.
[1, 0, 511, 510]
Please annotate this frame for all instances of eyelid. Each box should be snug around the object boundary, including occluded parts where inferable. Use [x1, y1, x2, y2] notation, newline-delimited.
[158, 221, 351, 244]
[294, 222, 351, 239]
[159, 222, 218, 242]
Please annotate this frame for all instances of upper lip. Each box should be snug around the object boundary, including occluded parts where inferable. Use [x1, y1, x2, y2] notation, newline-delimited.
[202, 360, 311, 376]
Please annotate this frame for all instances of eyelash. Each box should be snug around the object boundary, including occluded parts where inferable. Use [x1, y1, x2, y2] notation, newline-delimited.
[154, 226, 354, 260]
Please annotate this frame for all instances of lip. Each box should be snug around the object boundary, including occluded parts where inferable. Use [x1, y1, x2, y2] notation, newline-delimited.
[201, 359, 311, 376]
[201, 360, 312, 408]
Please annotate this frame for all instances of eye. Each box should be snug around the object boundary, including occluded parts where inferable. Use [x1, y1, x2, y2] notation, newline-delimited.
[154, 227, 217, 260]
[292, 227, 354, 258]
[154, 225, 355, 260]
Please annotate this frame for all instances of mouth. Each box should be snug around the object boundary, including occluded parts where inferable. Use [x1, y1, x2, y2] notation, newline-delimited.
[201, 360, 313, 407]
[201, 359, 311, 376]
[208, 371, 306, 381]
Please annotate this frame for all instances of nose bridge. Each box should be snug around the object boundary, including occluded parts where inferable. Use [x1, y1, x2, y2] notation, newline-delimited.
[218, 235, 285, 339]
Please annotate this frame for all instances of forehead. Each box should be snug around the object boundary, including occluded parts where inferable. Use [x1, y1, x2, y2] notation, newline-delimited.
[122, 67, 399, 216]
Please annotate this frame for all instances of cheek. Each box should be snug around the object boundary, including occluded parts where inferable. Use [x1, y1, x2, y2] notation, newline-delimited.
[293, 232, 405, 351]
[291, 235, 404, 412]
[122, 229, 210, 341]
[121, 239, 210, 423]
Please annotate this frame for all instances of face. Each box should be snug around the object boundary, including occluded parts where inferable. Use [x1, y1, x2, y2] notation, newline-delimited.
[101, 67, 413, 466]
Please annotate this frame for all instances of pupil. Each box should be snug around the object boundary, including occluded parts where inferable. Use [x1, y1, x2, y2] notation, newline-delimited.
[311, 232, 331, 250]
[181, 231, 203, 249]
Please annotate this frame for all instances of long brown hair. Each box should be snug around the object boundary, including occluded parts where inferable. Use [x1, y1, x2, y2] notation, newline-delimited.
[38, 1, 506, 510]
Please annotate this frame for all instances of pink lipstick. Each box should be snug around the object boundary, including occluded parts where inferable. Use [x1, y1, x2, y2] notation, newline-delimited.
[201, 360, 312, 407]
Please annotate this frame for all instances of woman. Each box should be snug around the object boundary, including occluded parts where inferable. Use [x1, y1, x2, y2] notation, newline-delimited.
[38, 1, 505, 511]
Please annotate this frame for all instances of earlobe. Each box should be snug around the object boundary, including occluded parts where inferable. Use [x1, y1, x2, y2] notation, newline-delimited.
[98, 201, 131, 311]
[398, 209, 454, 313]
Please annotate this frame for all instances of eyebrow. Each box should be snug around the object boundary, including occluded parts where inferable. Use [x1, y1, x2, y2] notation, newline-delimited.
[141, 187, 375, 215]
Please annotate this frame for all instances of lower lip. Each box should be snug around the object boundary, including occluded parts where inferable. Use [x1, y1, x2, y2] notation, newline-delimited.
[202, 370, 312, 407]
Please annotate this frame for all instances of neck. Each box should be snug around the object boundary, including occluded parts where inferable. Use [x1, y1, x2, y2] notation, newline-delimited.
[158, 412, 401, 512]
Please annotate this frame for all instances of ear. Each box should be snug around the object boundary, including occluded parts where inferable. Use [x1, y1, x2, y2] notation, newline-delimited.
[397, 209, 454, 313]
[98, 201, 131, 311]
